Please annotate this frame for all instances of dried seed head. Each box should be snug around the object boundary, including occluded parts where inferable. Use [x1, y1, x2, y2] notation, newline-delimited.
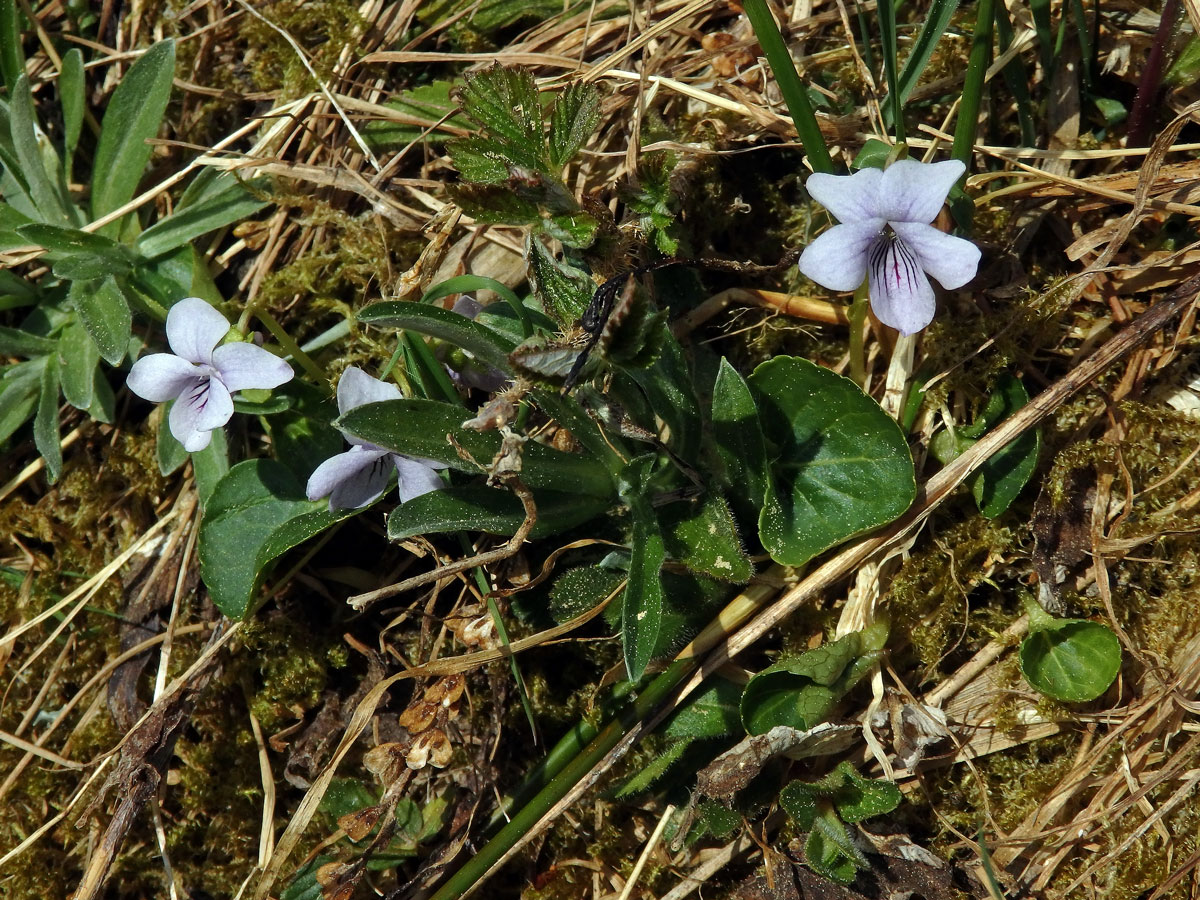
[460, 615, 499, 650]
[424, 673, 466, 707]
[398, 699, 440, 734]
[338, 805, 382, 842]
[363, 741, 410, 784]
[407, 729, 453, 770]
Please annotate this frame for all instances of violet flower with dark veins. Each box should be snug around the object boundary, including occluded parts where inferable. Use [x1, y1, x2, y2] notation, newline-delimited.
[306, 367, 446, 511]
[797, 158, 981, 335]
[126, 297, 293, 452]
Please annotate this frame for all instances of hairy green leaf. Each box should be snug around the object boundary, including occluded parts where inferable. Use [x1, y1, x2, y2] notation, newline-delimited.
[526, 236, 592, 325]
[70, 276, 131, 365]
[548, 81, 600, 167]
[10, 75, 69, 223]
[58, 318, 100, 410]
[357, 300, 516, 373]
[59, 48, 85, 163]
[91, 40, 176, 221]
[34, 352, 61, 482]
[136, 173, 268, 258]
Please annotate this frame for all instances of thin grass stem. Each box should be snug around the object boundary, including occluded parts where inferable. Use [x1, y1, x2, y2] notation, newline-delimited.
[950, 0, 995, 172]
[742, 0, 835, 173]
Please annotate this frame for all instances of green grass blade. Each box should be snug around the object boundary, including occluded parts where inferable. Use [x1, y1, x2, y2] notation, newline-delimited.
[887, 0, 961, 116]
[995, 2, 1037, 146]
[1069, 0, 1095, 92]
[951, 0, 995, 173]
[1029, 0, 1055, 80]
[877, 0, 904, 141]
[742, 0, 834, 173]
[59, 49, 85, 165]
[0, 0, 23, 93]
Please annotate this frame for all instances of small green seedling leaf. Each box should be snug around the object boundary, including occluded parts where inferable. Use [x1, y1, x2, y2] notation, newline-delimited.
[806, 807, 869, 884]
[660, 492, 751, 582]
[781, 762, 901, 884]
[526, 235, 593, 325]
[91, 40, 176, 222]
[740, 623, 888, 735]
[623, 476, 666, 681]
[929, 374, 1039, 518]
[1018, 596, 1121, 702]
[749, 356, 915, 566]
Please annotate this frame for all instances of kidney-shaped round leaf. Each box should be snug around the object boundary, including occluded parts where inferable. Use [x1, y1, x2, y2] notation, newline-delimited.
[748, 357, 915, 566]
[1019, 618, 1121, 702]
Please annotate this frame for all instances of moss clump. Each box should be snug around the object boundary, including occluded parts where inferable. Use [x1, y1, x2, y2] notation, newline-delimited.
[236, 0, 368, 95]
[889, 515, 1019, 682]
[239, 613, 343, 731]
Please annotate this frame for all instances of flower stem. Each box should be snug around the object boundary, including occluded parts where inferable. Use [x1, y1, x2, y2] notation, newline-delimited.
[877, 0, 904, 143]
[848, 282, 869, 388]
[248, 305, 328, 387]
[743, 0, 835, 174]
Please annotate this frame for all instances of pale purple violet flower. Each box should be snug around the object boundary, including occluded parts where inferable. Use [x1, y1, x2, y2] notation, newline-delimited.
[305, 367, 446, 511]
[797, 158, 981, 335]
[442, 296, 510, 393]
[126, 297, 293, 452]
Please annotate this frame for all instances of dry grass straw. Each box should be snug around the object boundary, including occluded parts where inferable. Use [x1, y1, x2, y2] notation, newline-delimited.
[3, 0, 1200, 898]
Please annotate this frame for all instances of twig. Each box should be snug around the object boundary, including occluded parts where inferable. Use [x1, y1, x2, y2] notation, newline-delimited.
[347, 478, 537, 611]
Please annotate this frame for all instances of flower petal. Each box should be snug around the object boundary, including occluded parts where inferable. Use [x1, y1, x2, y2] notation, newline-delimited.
[797, 221, 883, 292]
[126, 353, 202, 402]
[806, 167, 883, 223]
[451, 295, 484, 319]
[866, 234, 936, 335]
[211, 342, 294, 392]
[168, 376, 234, 452]
[337, 366, 403, 415]
[878, 158, 964, 224]
[306, 445, 393, 510]
[889, 222, 981, 290]
[165, 298, 230, 365]
[394, 456, 446, 503]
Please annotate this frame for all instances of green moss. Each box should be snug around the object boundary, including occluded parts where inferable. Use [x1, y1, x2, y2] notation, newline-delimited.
[239, 615, 338, 731]
[889, 516, 1019, 681]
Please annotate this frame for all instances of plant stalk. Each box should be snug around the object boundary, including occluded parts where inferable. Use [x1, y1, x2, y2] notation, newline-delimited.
[742, 0, 835, 173]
